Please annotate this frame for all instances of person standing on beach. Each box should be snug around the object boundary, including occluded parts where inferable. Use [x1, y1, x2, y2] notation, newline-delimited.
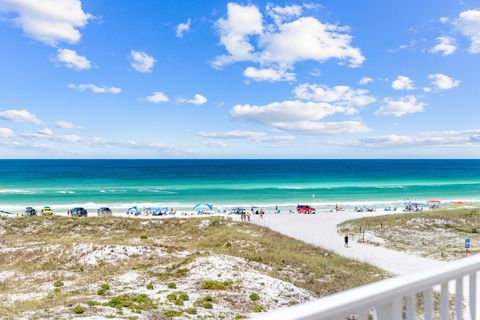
[344, 235, 349, 248]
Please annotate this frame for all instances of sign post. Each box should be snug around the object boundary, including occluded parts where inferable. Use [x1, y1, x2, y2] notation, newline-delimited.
[465, 239, 471, 256]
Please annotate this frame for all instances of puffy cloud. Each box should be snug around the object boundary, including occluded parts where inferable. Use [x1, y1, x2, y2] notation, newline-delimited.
[145, 91, 169, 103]
[230, 100, 370, 134]
[430, 36, 457, 56]
[213, 3, 364, 70]
[176, 18, 191, 38]
[38, 128, 54, 136]
[375, 96, 426, 117]
[130, 50, 156, 73]
[68, 83, 121, 94]
[391, 76, 414, 90]
[294, 83, 376, 107]
[0, 109, 42, 124]
[55, 120, 77, 129]
[54, 48, 91, 70]
[439, 17, 449, 24]
[198, 130, 295, 142]
[358, 77, 373, 85]
[214, 3, 263, 66]
[0, 0, 92, 46]
[428, 73, 460, 90]
[0, 128, 15, 138]
[243, 66, 295, 82]
[179, 94, 207, 105]
[456, 9, 480, 53]
[266, 3, 302, 25]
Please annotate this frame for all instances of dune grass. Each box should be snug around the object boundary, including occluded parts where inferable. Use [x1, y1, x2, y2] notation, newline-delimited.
[339, 208, 480, 260]
[0, 215, 386, 318]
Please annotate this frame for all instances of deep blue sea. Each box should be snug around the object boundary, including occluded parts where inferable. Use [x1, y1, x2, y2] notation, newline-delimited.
[0, 159, 479, 209]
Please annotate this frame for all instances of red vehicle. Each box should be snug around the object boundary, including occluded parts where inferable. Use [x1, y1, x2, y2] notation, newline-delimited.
[296, 205, 316, 214]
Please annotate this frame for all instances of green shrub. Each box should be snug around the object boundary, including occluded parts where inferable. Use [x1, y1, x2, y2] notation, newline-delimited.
[53, 287, 61, 295]
[186, 307, 197, 315]
[164, 310, 182, 317]
[200, 280, 232, 290]
[97, 283, 110, 295]
[167, 282, 176, 289]
[87, 300, 101, 306]
[202, 301, 213, 309]
[178, 293, 189, 301]
[146, 283, 154, 290]
[72, 305, 85, 314]
[105, 294, 155, 311]
[53, 280, 64, 288]
[140, 235, 148, 239]
[203, 295, 213, 302]
[252, 304, 265, 313]
[249, 292, 260, 301]
[174, 299, 184, 306]
[166, 293, 177, 301]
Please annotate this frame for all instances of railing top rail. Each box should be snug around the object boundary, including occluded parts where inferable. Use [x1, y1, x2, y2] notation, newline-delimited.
[255, 254, 480, 320]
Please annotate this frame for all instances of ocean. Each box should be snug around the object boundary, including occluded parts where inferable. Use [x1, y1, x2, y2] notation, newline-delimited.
[0, 159, 479, 210]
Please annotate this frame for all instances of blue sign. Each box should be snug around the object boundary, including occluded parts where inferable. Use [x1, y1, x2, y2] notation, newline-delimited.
[465, 239, 471, 249]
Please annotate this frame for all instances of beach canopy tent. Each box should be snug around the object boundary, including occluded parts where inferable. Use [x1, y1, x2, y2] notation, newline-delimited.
[427, 199, 441, 203]
[452, 201, 465, 205]
[193, 203, 213, 211]
[127, 206, 141, 215]
[145, 207, 168, 216]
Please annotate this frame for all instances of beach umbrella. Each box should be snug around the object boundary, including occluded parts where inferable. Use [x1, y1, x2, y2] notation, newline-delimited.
[193, 203, 213, 211]
[427, 198, 441, 203]
[452, 201, 465, 205]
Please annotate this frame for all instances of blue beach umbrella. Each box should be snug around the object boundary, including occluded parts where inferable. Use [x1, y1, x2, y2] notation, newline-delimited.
[193, 203, 213, 211]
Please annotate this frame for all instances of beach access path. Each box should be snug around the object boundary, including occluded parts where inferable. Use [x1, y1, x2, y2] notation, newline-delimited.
[241, 212, 444, 276]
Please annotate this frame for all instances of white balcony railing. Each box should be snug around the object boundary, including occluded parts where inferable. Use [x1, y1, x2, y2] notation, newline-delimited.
[256, 254, 480, 320]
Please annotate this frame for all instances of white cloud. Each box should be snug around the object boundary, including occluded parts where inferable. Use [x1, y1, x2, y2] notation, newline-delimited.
[214, 3, 263, 66]
[0, 109, 42, 124]
[273, 120, 370, 134]
[391, 76, 415, 90]
[176, 19, 191, 38]
[203, 140, 228, 148]
[358, 77, 373, 85]
[430, 36, 457, 56]
[439, 17, 449, 24]
[230, 100, 370, 134]
[456, 9, 480, 53]
[428, 73, 460, 90]
[55, 48, 91, 70]
[38, 128, 54, 136]
[375, 96, 426, 117]
[266, 3, 302, 25]
[0, 128, 14, 138]
[130, 50, 156, 73]
[180, 94, 207, 105]
[68, 83, 121, 94]
[243, 66, 295, 82]
[294, 83, 376, 107]
[198, 130, 295, 142]
[145, 91, 169, 103]
[55, 120, 77, 129]
[0, 0, 92, 46]
[213, 3, 364, 70]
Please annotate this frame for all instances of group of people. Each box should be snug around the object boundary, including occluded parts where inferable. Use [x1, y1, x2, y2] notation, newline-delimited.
[240, 210, 251, 222]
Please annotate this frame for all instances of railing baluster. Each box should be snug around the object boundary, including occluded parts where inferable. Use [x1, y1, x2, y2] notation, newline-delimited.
[424, 288, 433, 320]
[406, 295, 416, 320]
[441, 282, 449, 320]
[392, 297, 402, 320]
[456, 277, 463, 320]
[470, 272, 477, 320]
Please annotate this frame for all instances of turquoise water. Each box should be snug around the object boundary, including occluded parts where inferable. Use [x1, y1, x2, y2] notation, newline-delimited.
[0, 160, 479, 207]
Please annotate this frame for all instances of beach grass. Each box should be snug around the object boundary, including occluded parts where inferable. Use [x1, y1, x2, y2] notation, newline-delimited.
[339, 208, 480, 260]
[0, 215, 385, 318]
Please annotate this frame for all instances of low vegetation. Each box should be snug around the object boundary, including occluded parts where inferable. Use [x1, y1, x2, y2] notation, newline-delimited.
[0, 215, 385, 319]
[339, 208, 480, 260]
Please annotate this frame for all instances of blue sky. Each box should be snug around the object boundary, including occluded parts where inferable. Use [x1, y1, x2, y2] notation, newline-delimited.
[0, 0, 480, 158]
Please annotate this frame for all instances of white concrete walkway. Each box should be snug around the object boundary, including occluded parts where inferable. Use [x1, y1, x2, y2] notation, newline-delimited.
[244, 212, 445, 276]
